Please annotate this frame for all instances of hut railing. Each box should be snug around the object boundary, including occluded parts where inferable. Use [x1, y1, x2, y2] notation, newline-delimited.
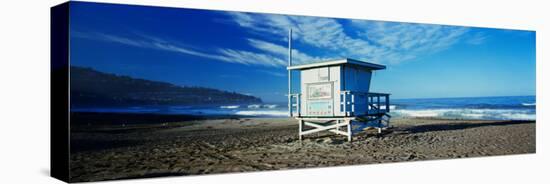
[288, 93, 301, 117]
[340, 91, 390, 116]
[289, 91, 390, 117]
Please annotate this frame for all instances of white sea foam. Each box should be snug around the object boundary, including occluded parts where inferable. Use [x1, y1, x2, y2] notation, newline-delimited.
[499, 113, 536, 120]
[394, 109, 446, 117]
[379, 105, 396, 110]
[247, 104, 279, 109]
[521, 103, 536, 106]
[392, 108, 535, 120]
[220, 105, 240, 109]
[263, 104, 278, 109]
[235, 110, 288, 116]
[247, 104, 261, 109]
[461, 113, 485, 118]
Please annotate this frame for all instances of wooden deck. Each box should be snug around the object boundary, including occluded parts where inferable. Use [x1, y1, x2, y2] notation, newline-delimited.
[290, 92, 391, 141]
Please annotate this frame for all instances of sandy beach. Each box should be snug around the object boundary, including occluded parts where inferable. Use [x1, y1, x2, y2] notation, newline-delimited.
[69, 112, 535, 182]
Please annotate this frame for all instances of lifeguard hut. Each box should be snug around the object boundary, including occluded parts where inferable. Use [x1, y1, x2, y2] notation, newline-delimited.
[286, 31, 391, 142]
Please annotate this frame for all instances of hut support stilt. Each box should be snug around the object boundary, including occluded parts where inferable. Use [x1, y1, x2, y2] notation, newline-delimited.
[297, 117, 355, 141]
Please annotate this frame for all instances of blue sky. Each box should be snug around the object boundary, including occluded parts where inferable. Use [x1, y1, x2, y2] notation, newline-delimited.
[69, 2, 536, 102]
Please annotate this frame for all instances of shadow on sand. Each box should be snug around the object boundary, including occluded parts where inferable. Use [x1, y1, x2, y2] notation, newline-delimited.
[399, 120, 535, 134]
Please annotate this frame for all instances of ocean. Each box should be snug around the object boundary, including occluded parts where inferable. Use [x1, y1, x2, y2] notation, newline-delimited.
[72, 96, 535, 121]
[390, 96, 535, 120]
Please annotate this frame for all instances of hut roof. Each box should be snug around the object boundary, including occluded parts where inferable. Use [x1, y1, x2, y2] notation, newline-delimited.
[286, 58, 386, 70]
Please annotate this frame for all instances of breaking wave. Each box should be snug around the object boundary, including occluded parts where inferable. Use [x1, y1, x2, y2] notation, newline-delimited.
[220, 105, 239, 109]
[378, 105, 396, 110]
[247, 104, 279, 109]
[392, 108, 535, 120]
[521, 103, 536, 106]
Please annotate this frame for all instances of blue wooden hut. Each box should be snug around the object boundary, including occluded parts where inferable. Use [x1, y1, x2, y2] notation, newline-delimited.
[287, 58, 391, 141]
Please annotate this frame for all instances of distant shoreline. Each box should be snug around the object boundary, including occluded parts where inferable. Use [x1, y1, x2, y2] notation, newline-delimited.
[69, 112, 535, 132]
[70, 96, 535, 121]
[70, 112, 250, 126]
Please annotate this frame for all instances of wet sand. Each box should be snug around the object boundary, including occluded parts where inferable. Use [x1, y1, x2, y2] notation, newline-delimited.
[69, 113, 535, 182]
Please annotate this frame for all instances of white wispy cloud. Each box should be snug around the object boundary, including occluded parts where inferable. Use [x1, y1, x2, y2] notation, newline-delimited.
[217, 48, 286, 67]
[226, 12, 475, 64]
[72, 31, 287, 67]
[465, 32, 488, 45]
[246, 38, 325, 64]
[350, 21, 469, 63]
[72, 12, 481, 69]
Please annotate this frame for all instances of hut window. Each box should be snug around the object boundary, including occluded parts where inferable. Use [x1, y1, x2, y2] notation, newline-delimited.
[308, 82, 332, 99]
[318, 67, 329, 81]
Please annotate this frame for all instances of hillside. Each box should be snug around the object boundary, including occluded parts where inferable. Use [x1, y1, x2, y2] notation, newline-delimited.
[70, 66, 262, 107]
